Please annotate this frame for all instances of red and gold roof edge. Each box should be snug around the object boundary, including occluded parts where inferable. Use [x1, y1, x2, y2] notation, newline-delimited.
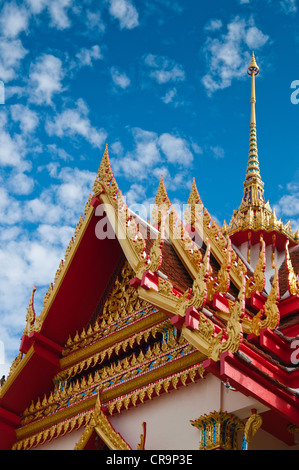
[1, 141, 299, 449]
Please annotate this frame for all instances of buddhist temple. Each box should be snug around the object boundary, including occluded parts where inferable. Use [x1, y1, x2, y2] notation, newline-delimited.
[1, 53, 299, 451]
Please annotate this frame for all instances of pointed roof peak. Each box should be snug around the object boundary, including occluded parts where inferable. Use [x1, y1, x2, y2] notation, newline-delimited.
[97, 143, 113, 185]
[187, 178, 202, 206]
[154, 174, 171, 210]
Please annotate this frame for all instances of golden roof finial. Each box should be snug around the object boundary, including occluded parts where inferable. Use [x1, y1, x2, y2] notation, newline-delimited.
[154, 174, 171, 210]
[239, 52, 265, 212]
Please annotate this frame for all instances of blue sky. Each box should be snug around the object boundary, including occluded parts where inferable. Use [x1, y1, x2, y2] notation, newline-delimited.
[1, 0, 299, 371]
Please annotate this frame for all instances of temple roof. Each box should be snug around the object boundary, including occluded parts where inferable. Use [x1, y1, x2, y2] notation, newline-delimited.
[1, 54, 299, 450]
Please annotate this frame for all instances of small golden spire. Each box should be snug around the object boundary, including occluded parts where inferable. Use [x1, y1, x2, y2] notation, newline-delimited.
[247, 51, 259, 126]
[154, 174, 171, 210]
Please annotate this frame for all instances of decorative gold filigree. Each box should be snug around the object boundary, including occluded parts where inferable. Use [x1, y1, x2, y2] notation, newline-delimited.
[175, 241, 211, 318]
[137, 422, 147, 450]
[245, 236, 266, 298]
[208, 277, 245, 362]
[106, 363, 205, 416]
[207, 237, 232, 301]
[285, 240, 299, 296]
[249, 260, 280, 336]
[13, 410, 94, 450]
[23, 286, 36, 336]
[191, 410, 244, 450]
[92, 145, 148, 274]
[102, 261, 148, 322]
[244, 413, 262, 445]
[151, 174, 171, 226]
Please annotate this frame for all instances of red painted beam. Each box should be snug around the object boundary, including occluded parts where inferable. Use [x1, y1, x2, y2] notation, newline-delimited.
[0, 405, 21, 450]
[259, 328, 295, 365]
[220, 351, 299, 426]
[240, 340, 299, 388]
[279, 295, 299, 319]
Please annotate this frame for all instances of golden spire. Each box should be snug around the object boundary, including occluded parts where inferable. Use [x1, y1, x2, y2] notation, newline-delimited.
[240, 52, 265, 212]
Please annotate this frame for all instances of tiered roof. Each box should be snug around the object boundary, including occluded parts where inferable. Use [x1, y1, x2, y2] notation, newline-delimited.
[0, 54, 299, 450]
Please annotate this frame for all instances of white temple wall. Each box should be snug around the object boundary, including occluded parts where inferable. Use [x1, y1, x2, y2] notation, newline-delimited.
[109, 374, 271, 450]
[32, 374, 299, 450]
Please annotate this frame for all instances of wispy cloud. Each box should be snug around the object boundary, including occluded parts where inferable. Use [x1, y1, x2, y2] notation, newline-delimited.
[108, 0, 139, 30]
[0, 38, 27, 82]
[280, 0, 297, 15]
[274, 172, 299, 230]
[75, 45, 103, 68]
[45, 99, 107, 148]
[144, 53, 185, 84]
[110, 66, 131, 89]
[202, 16, 269, 95]
[28, 54, 66, 105]
[0, 2, 30, 38]
[111, 127, 194, 193]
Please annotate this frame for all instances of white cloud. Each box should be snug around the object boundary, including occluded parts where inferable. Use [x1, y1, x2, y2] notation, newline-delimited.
[26, 0, 73, 29]
[0, 162, 96, 366]
[10, 105, 39, 134]
[110, 66, 131, 89]
[158, 133, 193, 166]
[112, 127, 193, 183]
[275, 194, 299, 218]
[0, 38, 27, 82]
[0, 113, 27, 167]
[205, 19, 223, 32]
[85, 9, 106, 34]
[162, 87, 177, 104]
[144, 54, 185, 84]
[108, 0, 139, 29]
[274, 172, 299, 231]
[0, 2, 30, 38]
[28, 54, 65, 105]
[210, 145, 225, 159]
[8, 171, 35, 195]
[47, 0, 73, 29]
[45, 99, 107, 148]
[280, 0, 297, 14]
[202, 16, 269, 95]
[75, 45, 103, 67]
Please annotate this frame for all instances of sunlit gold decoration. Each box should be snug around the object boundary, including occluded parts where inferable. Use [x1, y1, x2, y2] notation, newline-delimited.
[13, 409, 94, 450]
[206, 237, 232, 301]
[137, 422, 146, 450]
[249, 260, 280, 336]
[106, 363, 205, 416]
[166, 205, 203, 278]
[184, 178, 204, 226]
[55, 320, 165, 384]
[91, 393, 131, 450]
[23, 286, 36, 336]
[191, 410, 244, 450]
[151, 174, 171, 225]
[102, 261, 148, 322]
[21, 319, 192, 427]
[175, 241, 211, 318]
[92, 144, 148, 274]
[245, 236, 266, 298]
[243, 412, 262, 447]
[285, 240, 299, 296]
[136, 214, 165, 278]
[208, 277, 245, 362]
[223, 54, 299, 244]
